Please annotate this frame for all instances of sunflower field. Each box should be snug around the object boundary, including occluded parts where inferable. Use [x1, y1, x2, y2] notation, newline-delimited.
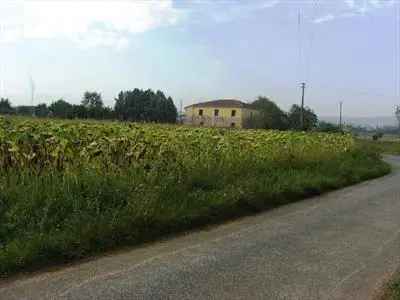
[0, 117, 388, 276]
[0, 117, 354, 174]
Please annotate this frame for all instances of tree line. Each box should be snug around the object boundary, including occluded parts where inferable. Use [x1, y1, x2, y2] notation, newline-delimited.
[0, 92, 340, 132]
[246, 96, 338, 132]
[0, 89, 178, 123]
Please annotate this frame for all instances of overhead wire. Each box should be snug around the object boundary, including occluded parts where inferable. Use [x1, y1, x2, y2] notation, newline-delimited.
[297, 0, 321, 84]
[305, 0, 321, 85]
[297, 8, 303, 83]
[396, 1, 400, 102]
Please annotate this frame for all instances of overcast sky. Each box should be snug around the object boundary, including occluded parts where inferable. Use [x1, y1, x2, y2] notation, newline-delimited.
[0, 0, 399, 117]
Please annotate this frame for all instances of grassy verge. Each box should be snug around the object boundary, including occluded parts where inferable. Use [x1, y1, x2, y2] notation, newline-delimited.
[0, 148, 390, 278]
[381, 272, 400, 300]
[356, 139, 400, 155]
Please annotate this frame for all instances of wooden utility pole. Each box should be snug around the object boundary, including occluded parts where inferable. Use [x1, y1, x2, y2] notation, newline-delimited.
[179, 99, 183, 124]
[29, 75, 35, 117]
[339, 101, 343, 130]
[300, 82, 306, 130]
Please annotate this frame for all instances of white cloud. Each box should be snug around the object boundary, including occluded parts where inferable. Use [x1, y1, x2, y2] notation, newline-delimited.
[347, 0, 395, 15]
[313, 0, 396, 24]
[369, 0, 382, 7]
[0, 0, 181, 48]
[344, 0, 356, 8]
[313, 14, 335, 24]
[186, 0, 280, 24]
[261, 0, 280, 8]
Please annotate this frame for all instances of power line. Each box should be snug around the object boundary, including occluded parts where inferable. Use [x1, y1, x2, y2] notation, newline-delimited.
[305, 0, 321, 84]
[297, 10, 303, 82]
[396, 1, 400, 100]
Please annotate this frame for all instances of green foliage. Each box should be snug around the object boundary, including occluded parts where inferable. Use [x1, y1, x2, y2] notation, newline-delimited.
[114, 89, 177, 123]
[16, 105, 35, 116]
[71, 104, 88, 119]
[0, 98, 14, 115]
[0, 117, 355, 174]
[34, 103, 50, 118]
[356, 139, 400, 155]
[0, 117, 390, 276]
[0, 150, 388, 276]
[288, 104, 318, 131]
[2, 88, 177, 124]
[389, 279, 400, 300]
[49, 99, 74, 119]
[372, 132, 384, 141]
[248, 96, 289, 130]
[244, 96, 320, 131]
[82, 91, 103, 109]
[82, 91, 106, 119]
[317, 121, 342, 133]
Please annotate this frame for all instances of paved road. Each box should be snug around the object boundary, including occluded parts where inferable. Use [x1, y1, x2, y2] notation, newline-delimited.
[2, 156, 400, 300]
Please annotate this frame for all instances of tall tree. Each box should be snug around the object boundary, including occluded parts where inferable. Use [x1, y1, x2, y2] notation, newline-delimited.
[166, 96, 178, 123]
[0, 98, 14, 114]
[287, 104, 318, 131]
[34, 103, 50, 117]
[49, 99, 73, 119]
[82, 91, 104, 119]
[249, 96, 288, 129]
[114, 89, 177, 123]
[72, 104, 88, 119]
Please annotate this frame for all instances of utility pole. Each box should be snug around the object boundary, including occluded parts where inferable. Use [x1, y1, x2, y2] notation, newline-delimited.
[339, 101, 343, 130]
[179, 99, 183, 124]
[395, 105, 400, 133]
[0, 21, 4, 100]
[300, 82, 306, 130]
[29, 75, 35, 116]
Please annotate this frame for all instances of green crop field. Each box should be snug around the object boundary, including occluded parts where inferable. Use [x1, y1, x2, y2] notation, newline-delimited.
[0, 117, 390, 276]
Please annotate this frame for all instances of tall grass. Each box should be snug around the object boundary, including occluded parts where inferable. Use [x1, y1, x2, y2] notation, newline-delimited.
[356, 139, 400, 155]
[0, 148, 389, 277]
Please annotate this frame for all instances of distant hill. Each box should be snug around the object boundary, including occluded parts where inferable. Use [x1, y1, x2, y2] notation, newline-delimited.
[320, 116, 398, 128]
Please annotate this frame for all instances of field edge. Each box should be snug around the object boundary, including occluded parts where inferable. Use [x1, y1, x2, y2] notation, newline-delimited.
[0, 150, 391, 279]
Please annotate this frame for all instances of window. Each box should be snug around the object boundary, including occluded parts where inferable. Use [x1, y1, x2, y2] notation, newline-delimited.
[200, 121, 204, 126]
[214, 109, 219, 116]
[230, 122, 235, 128]
[231, 110, 236, 117]
[199, 109, 203, 116]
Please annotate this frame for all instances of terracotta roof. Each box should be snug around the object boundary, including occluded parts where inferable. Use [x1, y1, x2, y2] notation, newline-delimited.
[185, 99, 253, 109]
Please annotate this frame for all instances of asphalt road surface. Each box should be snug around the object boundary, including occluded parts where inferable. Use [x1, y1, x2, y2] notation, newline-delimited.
[2, 156, 400, 300]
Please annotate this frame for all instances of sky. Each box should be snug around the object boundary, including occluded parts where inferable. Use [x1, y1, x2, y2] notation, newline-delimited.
[0, 0, 399, 118]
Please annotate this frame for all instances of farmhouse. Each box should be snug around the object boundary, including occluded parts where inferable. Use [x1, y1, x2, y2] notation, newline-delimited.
[184, 99, 259, 129]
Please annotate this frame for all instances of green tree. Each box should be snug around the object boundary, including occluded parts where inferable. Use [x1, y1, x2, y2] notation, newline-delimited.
[288, 104, 318, 131]
[16, 106, 35, 116]
[0, 98, 14, 114]
[72, 104, 88, 119]
[82, 91, 103, 108]
[248, 96, 288, 129]
[82, 91, 104, 119]
[317, 121, 341, 133]
[34, 103, 50, 117]
[102, 106, 115, 119]
[114, 89, 177, 123]
[49, 99, 73, 119]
